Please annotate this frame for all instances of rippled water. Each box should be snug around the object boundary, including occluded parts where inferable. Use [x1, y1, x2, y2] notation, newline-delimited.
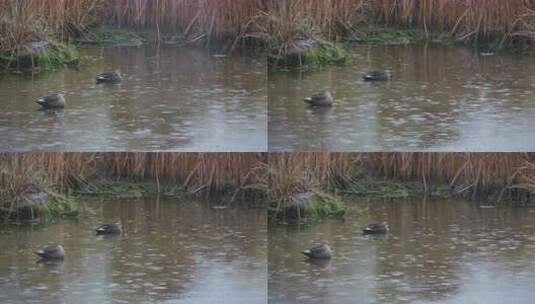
[269, 198, 535, 303]
[269, 44, 535, 151]
[0, 198, 267, 303]
[0, 46, 267, 151]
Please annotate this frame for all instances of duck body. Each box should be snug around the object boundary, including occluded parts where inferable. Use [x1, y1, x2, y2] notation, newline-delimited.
[363, 71, 391, 82]
[35, 93, 65, 109]
[304, 90, 333, 107]
[36, 244, 65, 260]
[302, 244, 332, 259]
[362, 222, 389, 234]
[96, 221, 122, 235]
[96, 70, 122, 84]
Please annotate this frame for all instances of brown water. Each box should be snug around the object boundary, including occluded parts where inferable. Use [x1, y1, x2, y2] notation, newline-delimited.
[268, 44, 535, 151]
[268, 198, 535, 304]
[0, 198, 267, 303]
[0, 46, 267, 151]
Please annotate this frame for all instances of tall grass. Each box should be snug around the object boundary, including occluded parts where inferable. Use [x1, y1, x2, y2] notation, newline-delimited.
[0, 152, 266, 195]
[0, 0, 268, 52]
[269, 0, 535, 47]
[373, 0, 535, 42]
[3, 0, 535, 53]
[104, 0, 268, 46]
[0, 0, 100, 52]
[3, 153, 535, 216]
[268, 153, 535, 205]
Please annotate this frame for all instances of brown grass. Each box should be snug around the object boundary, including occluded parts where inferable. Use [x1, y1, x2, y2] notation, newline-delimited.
[267, 153, 535, 203]
[373, 0, 535, 42]
[104, 0, 268, 46]
[3, 153, 535, 213]
[3, 0, 535, 53]
[0, 0, 100, 52]
[269, 0, 535, 45]
[0, 152, 267, 212]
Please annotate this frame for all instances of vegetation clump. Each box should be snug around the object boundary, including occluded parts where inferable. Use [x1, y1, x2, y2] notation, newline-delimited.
[269, 38, 347, 68]
[271, 191, 347, 224]
[75, 27, 156, 46]
[0, 40, 80, 70]
[74, 180, 185, 199]
[345, 26, 451, 45]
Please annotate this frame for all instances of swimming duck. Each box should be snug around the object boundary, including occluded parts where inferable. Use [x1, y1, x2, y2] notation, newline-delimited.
[363, 71, 392, 82]
[302, 244, 332, 259]
[96, 220, 122, 235]
[35, 244, 65, 260]
[304, 90, 333, 107]
[35, 93, 65, 109]
[96, 70, 122, 83]
[362, 222, 389, 234]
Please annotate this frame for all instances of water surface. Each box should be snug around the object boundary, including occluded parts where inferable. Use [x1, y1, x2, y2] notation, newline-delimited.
[0, 46, 267, 151]
[0, 198, 267, 303]
[269, 198, 535, 303]
[269, 44, 535, 151]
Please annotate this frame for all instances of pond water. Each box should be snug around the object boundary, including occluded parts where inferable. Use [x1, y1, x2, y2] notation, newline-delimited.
[0, 46, 267, 151]
[0, 198, 267, 304]
[269, 44, 535, 151]
[269, 198, 535, 304]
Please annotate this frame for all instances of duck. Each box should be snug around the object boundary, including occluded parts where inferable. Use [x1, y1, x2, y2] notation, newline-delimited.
[302, 244, 332, 259]
[96, 70, 122, 84]
[304, 90, 333, 107]
[362, 222, 389, 234]
[35, 244, 65, 260]
[96, 220, 122, 235]
[35, 93, 65, 109]
[363, 70, 392, 82]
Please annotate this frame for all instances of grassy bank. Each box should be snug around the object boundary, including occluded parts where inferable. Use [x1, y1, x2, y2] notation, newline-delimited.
[268, 153, 535, 222]
[2, 153, 535, 223]
[269, 0, 535, 44]
[0, 153, 266, 222]
[267, 0, 535, 67]
[3, 1, 535, 70]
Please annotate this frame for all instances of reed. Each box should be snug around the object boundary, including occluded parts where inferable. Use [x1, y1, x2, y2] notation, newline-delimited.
[103, 0, 268, 46]
[269, 0, 535, 45]
[0, 152, 266, 192]
[0, 0, 100, 52]
[0, 152, 267, 220]
[373, 0, 535, 42]
[3, 0, 535, 53]
[268, 153, 535, 206]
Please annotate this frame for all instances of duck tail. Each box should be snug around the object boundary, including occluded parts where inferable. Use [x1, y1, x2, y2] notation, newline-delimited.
[302, 250, 311, 257]
[304, 97, 312, 103]
[35, 250, 45, 257]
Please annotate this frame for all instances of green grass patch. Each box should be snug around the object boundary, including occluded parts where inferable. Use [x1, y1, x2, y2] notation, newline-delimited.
[0, 195, 78, 224]
[269, 40, 347, 69]
[74, 180, 186, 199]
[41, 197, 79, 221]
[271, 192, 347, 224]
[342, 177, 452, 199]
[345, 26, 451, 45]
[0, 41, 80, 71]
[76, 26, 157, 46]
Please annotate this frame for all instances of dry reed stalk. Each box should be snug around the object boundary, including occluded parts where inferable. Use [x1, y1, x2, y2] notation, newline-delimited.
[267, 153, 535, 203]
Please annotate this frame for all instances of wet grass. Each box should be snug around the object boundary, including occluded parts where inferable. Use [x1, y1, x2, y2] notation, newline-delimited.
[0, 196, 78, 224]
[270, 193, 347, 224]
[0, 41, 80, 71]
[269, 39, 348, 69]
[345, 26, 452, 45]
[75, 27, 157, 46]
[73, 180, 185, 199]
[342, 177, 452, 199]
